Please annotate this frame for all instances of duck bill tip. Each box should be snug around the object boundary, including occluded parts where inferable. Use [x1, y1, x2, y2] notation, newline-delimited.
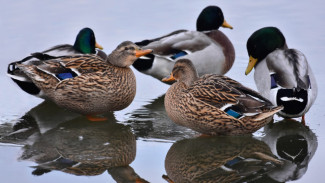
[222, 20, 233, 29]
[95, 42, 104, 50]
[162, 75, 175, 82]
[135, 49, 153, 58]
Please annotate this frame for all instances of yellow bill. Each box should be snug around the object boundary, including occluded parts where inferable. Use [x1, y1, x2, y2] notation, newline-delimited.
[222, 20, 233, 29]
[95, 42, 104, 50]
[245, 56, 258, 75]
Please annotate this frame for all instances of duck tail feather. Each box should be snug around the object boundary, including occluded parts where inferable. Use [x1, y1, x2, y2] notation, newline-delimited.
[253, 106, 283, 121]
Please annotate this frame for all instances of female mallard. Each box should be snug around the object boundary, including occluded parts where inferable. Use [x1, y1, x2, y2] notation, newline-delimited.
[163, 136, 282, 183]
[7, 27, 104, 98]
[245, 27, 317, 120]
[15, 41, 152, 121]
[163, 59, 283, 135]
[133, 6, 235, 83]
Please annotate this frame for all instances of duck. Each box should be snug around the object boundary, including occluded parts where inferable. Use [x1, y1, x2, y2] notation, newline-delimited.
[262, 119, 318, 182]
[7, 27, 105, 98]
[132, 6, 235, 83]
[163, 59, 283, 135]
[245, 27, 318, 121]
[163, 136, 282, 183]
[15, 41, 152, 121]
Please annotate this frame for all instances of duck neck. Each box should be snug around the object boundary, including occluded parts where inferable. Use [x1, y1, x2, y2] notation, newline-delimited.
[106, 54, 130, 68]
[183, 74, 198, 87]
[283, 42, 288, 49]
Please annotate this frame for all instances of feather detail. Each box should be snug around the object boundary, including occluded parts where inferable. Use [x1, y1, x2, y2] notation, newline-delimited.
[132, 6, 235, 82]
[247, 27, 317, 118]
[164, 59, 280, 135]
[10, 41, 151, 116]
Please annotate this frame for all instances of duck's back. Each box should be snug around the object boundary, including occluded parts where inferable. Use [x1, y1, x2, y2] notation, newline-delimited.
[205, 30, 235, 74]
[255, 49, 317, 117]
[133, 30, 235, 82]
[54, 66, 136, 115]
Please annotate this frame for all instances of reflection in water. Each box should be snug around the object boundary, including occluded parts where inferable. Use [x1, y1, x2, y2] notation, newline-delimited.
[0, 102, 148, 182]
[126, 94, 198, 141]
[164, 135, 283, 183]
[0, 101, 81, 145]
[0, 92, 318, 183]
[262, 119, 318, 182]
[22, 118, 134, 174]
[23, 101, 81, 133]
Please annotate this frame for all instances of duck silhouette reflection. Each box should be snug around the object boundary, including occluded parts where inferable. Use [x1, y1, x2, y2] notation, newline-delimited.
[0, 101, 148, 182]
[0, 101, 81, 144]
[127, 94, 198, 140]
[163, 135, 283, 183]
[21, 117, 148, 182]
[262, 119, 318, 182]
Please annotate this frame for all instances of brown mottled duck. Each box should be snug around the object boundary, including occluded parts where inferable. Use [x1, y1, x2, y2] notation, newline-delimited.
[163, 59, 283, 135]
[15, 41, 152, 121]
[7, 27, 105, 98]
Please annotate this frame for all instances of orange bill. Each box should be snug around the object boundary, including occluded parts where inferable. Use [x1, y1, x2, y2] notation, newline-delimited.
[162, 74, 176, 82]
[135, 49, 153, 58]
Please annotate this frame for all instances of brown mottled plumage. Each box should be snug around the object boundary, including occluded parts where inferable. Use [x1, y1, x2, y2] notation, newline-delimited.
[164, 136, 282, 183]
[16, 41, 152, 116]
[163, 59, 283, 135]
[7, 28, 105, 98]
[19, 116, 146, 180]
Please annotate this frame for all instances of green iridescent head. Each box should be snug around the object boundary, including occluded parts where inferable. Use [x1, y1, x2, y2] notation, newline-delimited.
[73, 27, 103, 54]
[245, 27, 286, 75]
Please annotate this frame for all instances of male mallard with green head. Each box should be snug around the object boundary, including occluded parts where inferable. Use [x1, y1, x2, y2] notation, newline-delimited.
[133, 6, 235, 83]
[245, 27, 317, 121]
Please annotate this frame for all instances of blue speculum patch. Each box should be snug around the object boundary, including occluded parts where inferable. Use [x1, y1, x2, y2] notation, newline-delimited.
[225, 157, 243, 167]
[170, 51, 188, 60]
[56, 72, 77, 80]
[270, 74, 278, 89]
[225, 109, 242, 118]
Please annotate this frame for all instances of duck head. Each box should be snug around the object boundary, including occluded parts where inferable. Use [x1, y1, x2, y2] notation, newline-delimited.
[196, 6, 233, 31]
[245, 27, 287, 75]
[162, 59, 199, 87]
[107, 41, 153, 67]
[73, 27, 103, 54]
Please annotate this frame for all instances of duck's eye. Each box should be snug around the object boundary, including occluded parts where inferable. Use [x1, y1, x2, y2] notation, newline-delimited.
[124, 47, 135, 51]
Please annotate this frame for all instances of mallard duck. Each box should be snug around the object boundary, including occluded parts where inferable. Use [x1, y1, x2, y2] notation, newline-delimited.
[245, 27, 318, 121]
[7, 27, 105, 98]
[127, 95, 199, 140]
[163, 136, 282, 183]
[133, 6, 235, 83]
[163, 59, 283, 135]
[262, 119, 317, 182]
[15, 41, 152, 121]
[16, 116, 133, 175]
